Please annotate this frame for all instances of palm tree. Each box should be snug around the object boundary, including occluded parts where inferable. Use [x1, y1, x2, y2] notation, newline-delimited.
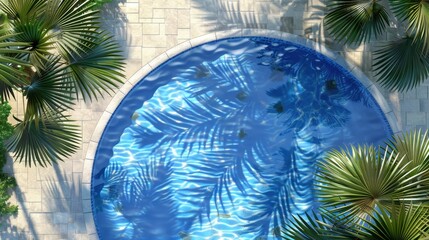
[283, 130, 429, 239]
[0, 0, 124, 166]
[324, 0, 429, 91]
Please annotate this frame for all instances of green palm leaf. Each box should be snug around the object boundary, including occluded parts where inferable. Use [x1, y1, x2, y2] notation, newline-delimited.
[0, 21, 29, 98]
[324, 0, 389, 45]
[64, 34, 124, 101]
[0, 0, 124, 167]
[373, 36, 429, 92]
[359, 204, 429, 239]
[43, 0, 99, 54]
[13, 20, 54, 69]
[0, 0, 45, 23]
[387, 130, 429, 175]
[6, 113, 80, 167]
[23, 57, 74, 118]
[317, 146, 428, 219]
[389, 0, 429, 53]
[0, 38, 28, 88]
[283, 209, 358, 239]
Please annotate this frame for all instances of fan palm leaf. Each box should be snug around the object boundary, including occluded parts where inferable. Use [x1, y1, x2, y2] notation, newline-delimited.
[12, 20, 54, 69]
[387, 130, 429, 176]
[0, 0, 124, 166]
[64, 34, 124, 101]
[43, 0, 100, 54]
[283, 209, 358, 239]
[0, 21, 29, 99]
[317, 146, 429, 220]
[23, 56, 74, 118]
[359, 204, 429, 239]
[373, 36, 429, 92]
[0, 0, 45, 23]
[324, 0, 389, 45]
[389, 0, 429, 53]
[0, 33, 29, 88]
[6, 113, 80, 167]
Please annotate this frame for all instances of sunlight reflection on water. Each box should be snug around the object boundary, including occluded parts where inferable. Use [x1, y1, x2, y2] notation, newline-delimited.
[92, 37, 392, 240]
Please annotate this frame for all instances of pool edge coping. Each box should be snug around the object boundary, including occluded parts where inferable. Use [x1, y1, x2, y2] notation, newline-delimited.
[82, 28, 402, 237]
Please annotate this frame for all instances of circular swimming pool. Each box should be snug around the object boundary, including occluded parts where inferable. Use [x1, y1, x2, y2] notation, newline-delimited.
[91, 36, 392, 239]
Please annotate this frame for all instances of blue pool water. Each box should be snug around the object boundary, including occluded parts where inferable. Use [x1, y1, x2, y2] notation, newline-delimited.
[91, 37, 392, 239]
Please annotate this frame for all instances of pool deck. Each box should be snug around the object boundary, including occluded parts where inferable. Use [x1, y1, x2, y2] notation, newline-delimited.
[1, 0, 428, 239]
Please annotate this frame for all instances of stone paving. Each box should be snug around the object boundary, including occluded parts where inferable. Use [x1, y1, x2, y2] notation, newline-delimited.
[1, 0, 428, 239]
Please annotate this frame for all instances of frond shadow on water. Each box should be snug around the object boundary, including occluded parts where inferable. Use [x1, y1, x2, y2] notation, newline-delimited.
[94, 37, 392, 239]
[129, 48, 350, 236]
[117, 159, 179, 240]
[240, 148, 295, 239]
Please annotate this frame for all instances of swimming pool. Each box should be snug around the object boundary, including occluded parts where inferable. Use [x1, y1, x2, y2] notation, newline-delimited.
[91, 36, 392, 239]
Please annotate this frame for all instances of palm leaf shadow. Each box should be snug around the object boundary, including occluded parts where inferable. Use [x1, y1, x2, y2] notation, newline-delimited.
[118, 158, 180, 240]
[94, 162, 127, 211]
[130, 55, 287, 238]
[239, 148, 296, 239]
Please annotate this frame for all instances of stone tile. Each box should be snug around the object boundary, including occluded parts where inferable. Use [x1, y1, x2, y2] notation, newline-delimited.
[165, 9, 178, 34]
[178, 9, 191, 28]
[177, 0, 190, 8]
[407, 112, 426, 126]
[25, 188, 42, 202]
[127, 23, 143, 46]
[400, 99, 420, 112]
[152, 18, 165, 23]
[53, 212, 72, 224]
[125, 59, 143, 79]
[403, 88, 417, 99]
[126, 13, 139, 23]
[27, 202, 42, 212]
[82, 121, 98, 143]
[153, 9, 165, 19]
[125, 2, 139, 13]
[139, 2, 153, 18]
[280, 16, 293, 33]
[420, 99, 429, 111]
[143, 35, 167, 47]
[72, 160, 84, 173]
[125, 46, 142, 60]
[73, 214, 87, 234]
[143, 23, 160, 34]
[417, 87, 428, 99]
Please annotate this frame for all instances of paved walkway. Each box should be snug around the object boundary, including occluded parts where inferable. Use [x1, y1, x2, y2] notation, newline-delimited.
[1, 0, 428, 239]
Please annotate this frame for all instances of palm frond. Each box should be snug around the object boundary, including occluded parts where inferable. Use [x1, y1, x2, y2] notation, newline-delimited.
[283, 210, 358, 239]
[119, 160, 180, 239]
[186, 148, 252, 216]
[23, 56, 75, 118]
[140, 97, 238, 156]
[242, 173, 291, 238]
[387, 129, 429, 175]
[324, 0, 389, 45]
[64, 34, 124, 101]
[389, 0, 429, 53]
[373, 36, 429, 92]
[0, 0, 45, 23]
[317, 146, 428, 219]
[12, 20, 54, 69]
[0, 82, 14, 101]
[359, 204, 429, 239]
[0, 24, 30, 90]
[6, 113, 80, 167]
[43, 0, 99, 54]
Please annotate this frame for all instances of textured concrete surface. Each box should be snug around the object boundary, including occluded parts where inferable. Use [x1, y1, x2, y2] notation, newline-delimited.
[0, 0, 427, 239]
